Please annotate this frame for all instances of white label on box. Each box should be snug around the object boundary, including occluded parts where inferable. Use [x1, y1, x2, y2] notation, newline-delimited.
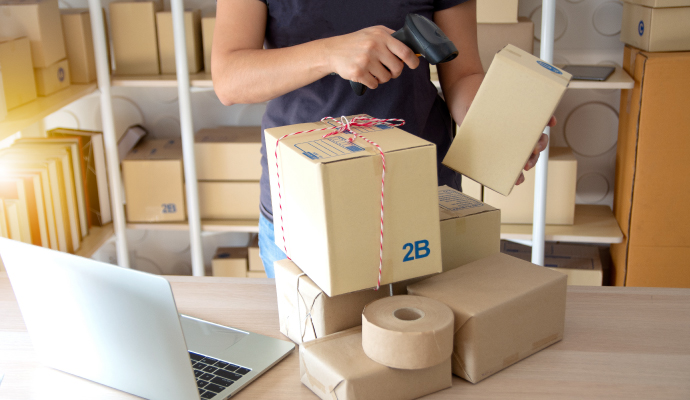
[294, 136, 366, 160]
[439, 188, 484, 212]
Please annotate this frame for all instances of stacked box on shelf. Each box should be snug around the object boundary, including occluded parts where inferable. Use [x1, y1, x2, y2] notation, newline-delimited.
[109, 1, 162, 75]
[620, 0, 690, 52]
[60, 9, 110, 84]
[0, 37, 37, 110]
[212, 246, 249, 277]
[156, 10, 203, 74]
[201, 16, 215, 74]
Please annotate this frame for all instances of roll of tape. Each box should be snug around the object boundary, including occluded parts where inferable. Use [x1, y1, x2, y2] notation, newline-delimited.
[362, 295, 454, 370]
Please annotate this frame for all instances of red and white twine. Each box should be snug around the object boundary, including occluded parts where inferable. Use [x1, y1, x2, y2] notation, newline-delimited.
[274, 115, 405, 290]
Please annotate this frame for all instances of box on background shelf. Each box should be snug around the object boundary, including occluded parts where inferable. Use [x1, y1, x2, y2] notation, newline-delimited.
[477, 17, 534, 72]
[197, 181, 259, 220]
[0, 37, 37, 110]
[156, 10, 203, 74]
[248, 234, 262, 271]
[201, 16, 214, 74]
[60, 8, 108, 84]
[194, 126, 262, 181]
[476, 0, 518, 23]
[34, 58, 69, 96]
[620, 0, 690, 52]
[109, 1, 161, 75]
[211, 246, 248, 277]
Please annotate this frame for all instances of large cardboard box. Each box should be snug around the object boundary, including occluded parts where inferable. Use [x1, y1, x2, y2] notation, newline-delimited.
[621, 0, 690, 52]
[275, 259, 388, 344]
[34, 58, 69, 96]
[248, 234, 262, 271]
[109, 1, 161, 75]
[194, 126, 262, 181]
[438, 185, 500, 271]
[611, 46, 690, 288]
[265, 116, 442, 296]
[476, 0, 518, 23]
[197, 181, 259, 220]
[0, 0, 65, 68]
[408, 253, 567, 383]
[156, 10, 202, 74]
[483, 147, 577, 225]
[60, 9, 104, 84]
[201, 17, 214, 74]
[211, 246, 248, 277]
[300, 327, 452, 400]
[0, 37, 37, 110]
[477, 17, 534, 72]
[443, 45, 571, 196]
[122, 139, 186, 222]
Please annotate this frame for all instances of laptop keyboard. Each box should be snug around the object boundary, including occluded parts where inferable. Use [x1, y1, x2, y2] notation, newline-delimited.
[189, 351, 251, 399]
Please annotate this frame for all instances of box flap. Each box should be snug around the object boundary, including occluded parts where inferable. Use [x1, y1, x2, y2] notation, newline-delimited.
[498, 44, 572, 87]
[438, 185, 497, 221]
[124, 139, 182, 161]
[194, 126, 261, 144]
[624, 0, 690, 8]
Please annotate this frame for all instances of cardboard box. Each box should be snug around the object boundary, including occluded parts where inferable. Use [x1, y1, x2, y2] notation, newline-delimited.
[266, 116, 442, 296]
[156, 10, 202, 74]
[248, 234, 262, 271]
[0, 0, 65, 68]
[477, 0, 518, 23]
[501, 241, 603, 286]
[621, 0, 690, 52]
[60, 9, 104, 84]
[300, 327, 452, 400]
[275, 259, 388, 344]
[443, 45, 571, 196]
[109, 1, 161, 75]
[408, 253, 567, 383]
[122, 139, 186, 222]
[201, 17, 214, 74]
[0, 37, 37, 110]
[483, 147, 577, 225]
[0, 65, 6, 121]
[197, 181, 259, 220]
[34, 58, 69, 96]
[211, 246, 248, 277]
[194, 126, 262, 181]
[477, 17, 534, 72]
[611, 46, 690, 288]
[438, 185, 500, 271]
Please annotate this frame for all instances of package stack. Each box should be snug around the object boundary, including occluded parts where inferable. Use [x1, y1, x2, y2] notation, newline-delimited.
[612, 1, 690, 287]
[60, 8, 109, 84]
[210, 235, 266, 278]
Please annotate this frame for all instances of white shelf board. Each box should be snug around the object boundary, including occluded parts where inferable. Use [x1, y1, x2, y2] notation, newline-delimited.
[74, 223, 114, 258]
[500, 204, 623, 244]
[127, 219, 259, 233]
[0, 84, 98, 140]
[112, 73, 213, 88]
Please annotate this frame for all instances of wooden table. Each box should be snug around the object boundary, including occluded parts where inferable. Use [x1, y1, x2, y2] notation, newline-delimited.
[1, 272, 689, 399]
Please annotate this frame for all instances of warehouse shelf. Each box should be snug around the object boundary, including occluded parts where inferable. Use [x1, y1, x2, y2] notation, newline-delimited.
[111, 73, 213, 88]
[127, 219, 259, 233]
[0, 84, 98, 140]
[74, 223, 114, 258]
[500, 204, 623, 244]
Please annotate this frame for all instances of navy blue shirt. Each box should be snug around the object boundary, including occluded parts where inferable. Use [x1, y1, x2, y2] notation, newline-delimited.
[258, 0, 466, 222]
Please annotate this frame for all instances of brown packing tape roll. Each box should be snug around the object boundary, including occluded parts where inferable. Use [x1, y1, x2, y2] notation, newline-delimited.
[362, 295, 454, 370]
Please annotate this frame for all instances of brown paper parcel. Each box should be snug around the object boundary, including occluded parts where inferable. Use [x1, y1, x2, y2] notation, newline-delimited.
[300, 327, 452, 400]
[362, 295, 454, 370]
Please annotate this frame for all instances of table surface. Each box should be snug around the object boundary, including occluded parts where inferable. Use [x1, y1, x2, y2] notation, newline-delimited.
[1, 272, 689, 400]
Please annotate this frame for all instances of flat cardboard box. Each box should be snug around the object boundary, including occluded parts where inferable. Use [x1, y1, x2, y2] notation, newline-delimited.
[211, 246, 248, 277]
[265, 116, 442, 296]
[621, 0, 690, 52]
[109, 1, 161, 75]
[34, 58, 70, 96]
[477, 17, 534, 72]
[611, 46, 690, 287]
[122, 139, 186, 222]
[247, 271, 267, 278]
[201, 17, 214, 74]
[443, 45, 571, 196]
[438, 185, 500, 271]
[408, 253, 567, 383]
[60, 9, 103, 84]
[156, 10, 202, 74]
[275, 259, 388, 344]
[197, 181, 259, 220]
[483, 147, 577, 225]
[0, 0, 65, 68]
[300, 327, 452, 400]
[248, 234, 262, 271]
[0, 37, 37, 110]
[501, 241, 603, 286]
[194, 126, 262, 181]
[477, 0, 518, 23]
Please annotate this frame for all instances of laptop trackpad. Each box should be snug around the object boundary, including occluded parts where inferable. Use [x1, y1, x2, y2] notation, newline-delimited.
[180, 315, 248, 356]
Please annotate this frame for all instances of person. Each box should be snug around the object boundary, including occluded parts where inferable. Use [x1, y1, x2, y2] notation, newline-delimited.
[212, 0, 553, 277]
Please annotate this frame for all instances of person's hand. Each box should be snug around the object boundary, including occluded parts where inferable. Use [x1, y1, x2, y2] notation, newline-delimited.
[515, 116, 557, 185]
[325, 26, 419, 90]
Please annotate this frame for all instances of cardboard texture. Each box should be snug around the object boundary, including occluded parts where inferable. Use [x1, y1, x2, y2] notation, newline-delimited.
[362, 295, 454, 370]
[621, 0, 690, 52]
[265, 116, 442, 296]
[110, 1, 160, 75]
[443, 45, 571, 196]
[611, 46, 690, 288]
[477, 17, 534, 72]
[300, 327, 452, 400]
[212, 247, 248, 277]
[122, 139, 186, 222]
[248, 234, 262, 271]
[476, 0, 518, 23]
[34, 58, 69, 96]
[275, 259, 388, 344]
[197, 181, 259, 220]
[438, 185, 500, 272]
[0, 0, 65, 68]
[195, 126, 262, 181]
[202, 17, 214, 74]
[0, 37, 37, 110]
[483, 147, 577, 225]
[156, 10, 202, 74]
[408, 253, 567, 383]
[60, 9, 102, 84]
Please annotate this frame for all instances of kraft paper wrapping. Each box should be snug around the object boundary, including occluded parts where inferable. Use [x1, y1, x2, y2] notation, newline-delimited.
[362, 295, 454, 370]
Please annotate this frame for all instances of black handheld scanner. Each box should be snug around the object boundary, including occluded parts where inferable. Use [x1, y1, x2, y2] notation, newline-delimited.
[350, 13, 459, 96]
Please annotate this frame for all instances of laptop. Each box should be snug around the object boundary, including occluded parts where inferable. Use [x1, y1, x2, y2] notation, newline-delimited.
[0, 238, 294, 400]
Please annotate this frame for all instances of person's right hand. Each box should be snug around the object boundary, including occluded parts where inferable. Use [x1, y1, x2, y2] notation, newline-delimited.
[325, 26, 420, 90]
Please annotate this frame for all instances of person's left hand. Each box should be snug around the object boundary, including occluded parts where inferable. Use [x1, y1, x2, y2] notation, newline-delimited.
[515, 116, 557, 186]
